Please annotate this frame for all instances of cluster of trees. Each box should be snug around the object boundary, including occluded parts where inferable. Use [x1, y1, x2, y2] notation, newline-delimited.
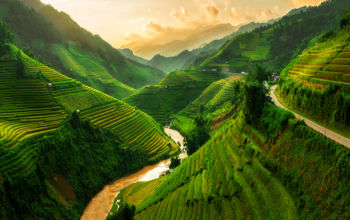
[184, 115, 210, 155]
[341, 10, 350, 30]
[243, 65, 270, 124]
[279, 80, 350, 125]
[0, 113, 148, 219]
[0, 21, 13, 45]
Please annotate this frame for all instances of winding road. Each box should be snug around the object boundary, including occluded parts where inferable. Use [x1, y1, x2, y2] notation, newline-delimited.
[270, 85, 350, 149]
[81, 128, 186, 220]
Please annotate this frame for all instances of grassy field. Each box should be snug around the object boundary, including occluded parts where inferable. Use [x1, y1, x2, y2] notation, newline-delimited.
[0, 45, 178, 179]
[125, 70, 226, 125]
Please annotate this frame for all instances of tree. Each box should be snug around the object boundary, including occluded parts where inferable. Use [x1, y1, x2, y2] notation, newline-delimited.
[243, 81, 266, 124]
[169, 156, 181, 169]
[184, 116, 210, 155]
[16, 51, 25, 77]
[340, 11, 350, 30]
[0, 22, 14, 45]
[247, 64, 271, 83]
[107, 203, 135, 220]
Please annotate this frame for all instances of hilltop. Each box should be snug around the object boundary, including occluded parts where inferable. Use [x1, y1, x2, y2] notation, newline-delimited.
[0, 0, 165, 99]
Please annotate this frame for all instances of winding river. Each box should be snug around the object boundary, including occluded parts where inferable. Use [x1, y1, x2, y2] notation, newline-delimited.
[81, 128, 186, 220]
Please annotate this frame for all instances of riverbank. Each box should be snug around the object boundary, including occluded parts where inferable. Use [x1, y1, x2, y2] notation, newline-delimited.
[81, 128, 185, 220]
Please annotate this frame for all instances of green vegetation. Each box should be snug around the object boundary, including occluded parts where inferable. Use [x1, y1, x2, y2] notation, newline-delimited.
[201, 0, 350, 73]
[184, 115, 210, 155]
[172, 74, 243, 135]
[0, 113, 148, 219]
[0, 0, 165, 99]
[107, 203, 136, 220]
[115, 113, 299, 220]
[169, 156, 181, 170]
[125, 70, 225, 125]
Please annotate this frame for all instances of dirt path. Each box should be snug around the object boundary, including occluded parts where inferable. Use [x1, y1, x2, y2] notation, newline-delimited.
[81, 128, 185, 220]
[270, 85, 350, 149]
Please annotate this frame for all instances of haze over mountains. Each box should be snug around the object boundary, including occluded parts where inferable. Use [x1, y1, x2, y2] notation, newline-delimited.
[121, 23, 237, 59]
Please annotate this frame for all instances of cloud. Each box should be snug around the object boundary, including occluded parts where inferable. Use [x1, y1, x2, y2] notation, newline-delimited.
[206, 5, 220, 20]
[227, 6, 282, 25]
[290, 0, 326, 7]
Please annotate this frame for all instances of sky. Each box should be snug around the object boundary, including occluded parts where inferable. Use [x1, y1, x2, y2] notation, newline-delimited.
[40, 0, 327, 48]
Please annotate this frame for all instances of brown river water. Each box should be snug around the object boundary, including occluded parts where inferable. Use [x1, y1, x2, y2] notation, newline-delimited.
[81, 127, 186, 220]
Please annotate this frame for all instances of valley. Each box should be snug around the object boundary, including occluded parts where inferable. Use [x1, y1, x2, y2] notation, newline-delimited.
[1, 0, 350, 220]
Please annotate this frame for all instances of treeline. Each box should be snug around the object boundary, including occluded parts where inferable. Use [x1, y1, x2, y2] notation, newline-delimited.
[278, 79, 350, 125]
[0, 113, 148, 219]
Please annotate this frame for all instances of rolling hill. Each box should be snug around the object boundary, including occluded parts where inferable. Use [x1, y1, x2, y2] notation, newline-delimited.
[124, 69, 226, 125]
[0, 0, 165, 99]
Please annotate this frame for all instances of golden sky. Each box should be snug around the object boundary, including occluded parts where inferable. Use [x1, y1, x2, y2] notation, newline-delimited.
[40, 0, 326, 48]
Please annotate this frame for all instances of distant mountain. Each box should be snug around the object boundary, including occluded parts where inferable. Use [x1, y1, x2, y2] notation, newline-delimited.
[119, 48, 149, 66]
[201, 0, 350, 73]
[121, 22, 270, 73]
[122, 23, 236, 59]
[0, 0, 165, 99]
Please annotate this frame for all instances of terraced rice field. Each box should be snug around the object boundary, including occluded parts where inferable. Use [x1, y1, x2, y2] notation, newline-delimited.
[173, 75, 242, 135]
[80, 103, 177, 158]
[0, 52, 177, 178]
[287, 42, 350, 86]
[125, 70, 225, 125]
[26, 60, 177, 159]
[0, 61, 68, 177]
[117, 120, 298, 220]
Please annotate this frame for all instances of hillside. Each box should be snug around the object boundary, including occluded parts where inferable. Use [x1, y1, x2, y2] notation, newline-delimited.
[111, 77, 350, 219]
[0, 0, 165, 99]
[124, 69, 226, 125]
[201, 0, 350, 73]
[172, 74, 243, 135]
[0, 43, 178, 218]
[277, 12, 350, 137]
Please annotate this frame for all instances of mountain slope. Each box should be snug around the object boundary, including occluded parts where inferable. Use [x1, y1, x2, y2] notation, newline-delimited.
[115, 118, 298, 220]
[111, 76, 350, 220]
[0, 44, 177, 181]
[201, 0, 350, 73]
[172, 74, 243, 135]
[0, 0, 165, 99]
